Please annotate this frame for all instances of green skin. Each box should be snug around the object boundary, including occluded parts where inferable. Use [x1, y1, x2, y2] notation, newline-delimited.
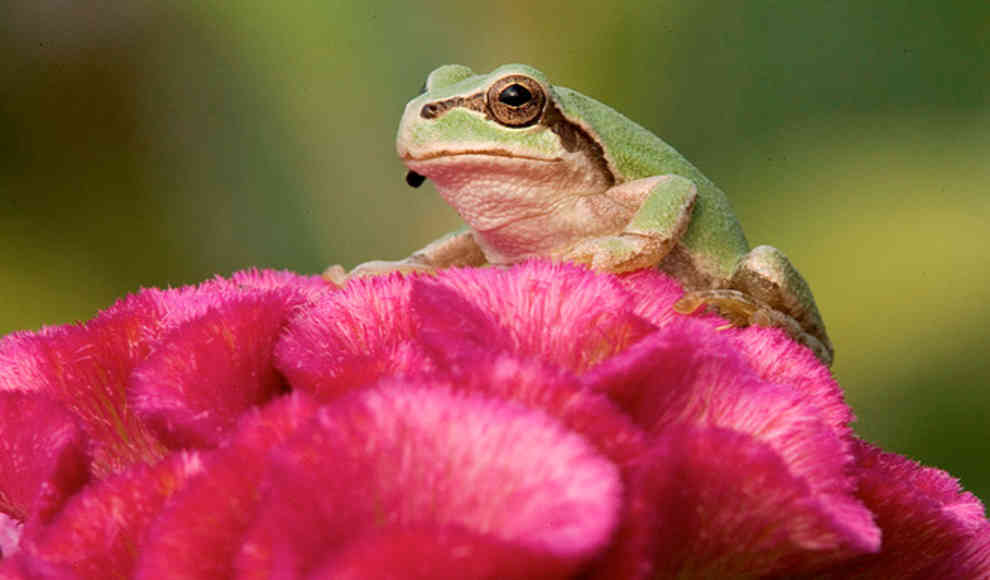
[329, 64, 833, 365]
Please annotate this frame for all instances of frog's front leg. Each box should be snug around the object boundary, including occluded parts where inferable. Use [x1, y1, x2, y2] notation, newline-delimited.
[674, 245, 835, 366]
[323, 228, 487, 286]
[562, 175, 698, 273]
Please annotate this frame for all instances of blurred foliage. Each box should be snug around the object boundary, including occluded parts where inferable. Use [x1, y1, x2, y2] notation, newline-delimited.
[1, 1, 988, 498]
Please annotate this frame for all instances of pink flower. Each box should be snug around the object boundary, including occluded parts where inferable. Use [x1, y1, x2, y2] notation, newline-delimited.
[0, 262, 986, 579]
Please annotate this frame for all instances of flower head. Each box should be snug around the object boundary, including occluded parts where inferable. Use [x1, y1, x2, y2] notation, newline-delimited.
[0, 262, 986, 578]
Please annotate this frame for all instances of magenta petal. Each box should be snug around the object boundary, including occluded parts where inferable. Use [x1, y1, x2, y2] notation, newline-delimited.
[229, 268, 332, 299]
[1, 514, 23, 560]
[236, 383, 622, 578]
[310, 526, 576, 580]
[585, 325, 879, 570]
[273, 273, 431, 401]
[398, 353, 647, 467]
[617, 268, 691, 329]
[0, 270, 321, 477]
[414, 262, 655, 373]
[584, 318, 837, 443]
[626, 426, 879, 578]
[926, 524, 990, 579]
[134, 393, 320, 580]
[730, 326, 852, 435]
[619, 268, 852, 434]
[585, 322, 857, 487]
[15, 452, 204, 579]
[0, 393, 89, 528]
[0, 293, 169, 476]
[0, 550, 31, 579]
[816, 441, 990, 579]
[139, 268, 323, 339]
[130, 290, 299, 449]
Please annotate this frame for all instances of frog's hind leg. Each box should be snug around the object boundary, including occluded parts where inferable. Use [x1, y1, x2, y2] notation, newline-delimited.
[674, 245, 834, 366]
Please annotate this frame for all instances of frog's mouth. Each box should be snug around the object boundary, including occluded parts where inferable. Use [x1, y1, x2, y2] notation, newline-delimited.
[403, 150, 560, 163]
[402, 150, 561, 189]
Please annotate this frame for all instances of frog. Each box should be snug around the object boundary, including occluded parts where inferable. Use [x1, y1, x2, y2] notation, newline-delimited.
[326, 64, 834, 366]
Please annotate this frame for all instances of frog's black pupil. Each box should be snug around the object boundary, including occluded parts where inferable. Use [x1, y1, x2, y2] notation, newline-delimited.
[499, 84, 532, 107]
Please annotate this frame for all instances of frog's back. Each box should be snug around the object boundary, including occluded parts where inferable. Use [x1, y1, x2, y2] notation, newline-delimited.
[553, 86, 750, 281]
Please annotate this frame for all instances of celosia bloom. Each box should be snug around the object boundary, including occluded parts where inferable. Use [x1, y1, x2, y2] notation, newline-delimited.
[0, 262, 987, 579]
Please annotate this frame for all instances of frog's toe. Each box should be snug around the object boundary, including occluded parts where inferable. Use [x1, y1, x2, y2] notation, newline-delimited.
[674, 289, 833, 366]
[673, 289, 761, 327]
[321, 264, 349, 287]
[559, 240, 597, 269]
[730, 245, 834, 364]
[325, 259, 437, 287]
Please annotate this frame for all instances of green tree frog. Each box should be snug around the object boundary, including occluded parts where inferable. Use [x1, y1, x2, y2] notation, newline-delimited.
[328, 64, 833, 365]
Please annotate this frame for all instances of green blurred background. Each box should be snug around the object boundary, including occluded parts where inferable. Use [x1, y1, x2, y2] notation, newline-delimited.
[2, 2, 988, 498]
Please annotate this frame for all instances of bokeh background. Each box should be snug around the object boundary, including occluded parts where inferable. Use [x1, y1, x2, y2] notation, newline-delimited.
[2, 2, 988, 498]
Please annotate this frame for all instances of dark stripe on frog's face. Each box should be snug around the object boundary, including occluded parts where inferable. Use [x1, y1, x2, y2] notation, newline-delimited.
[542, 101, 614, 187]
[417, 78, 615, 187]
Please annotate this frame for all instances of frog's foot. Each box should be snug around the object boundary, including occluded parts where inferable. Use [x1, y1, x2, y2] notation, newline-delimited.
[561, 174, 698, 273]
[321, 259, 436, 288]
[323, 230, 487, 288]
[674, 289, 768, 329]
[674, 289, 833, 366]
[730, 245, 833, 365]
[322, 264, 349, 286]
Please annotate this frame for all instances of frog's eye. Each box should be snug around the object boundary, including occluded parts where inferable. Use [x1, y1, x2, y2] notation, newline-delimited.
[486, 75, 546, 127]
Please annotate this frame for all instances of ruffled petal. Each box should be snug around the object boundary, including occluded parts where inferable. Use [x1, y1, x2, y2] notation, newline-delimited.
[0, 393, 89, 527]
[309, 526, 576, 580]
[0, 294, 169, 476]
[0, 514, 23, 560]
[12, 452, 204, 579]
[134, 393, 320, 580]
[3, 261, 986, 579]
[236, 382, 622, 578]
[414, 262, 654, 373]
[618, 269, 852, 434]
[402, 351, 647, 468]
[584, 322, 880, 576]
[621, 426, 879, 578]
[730, 326, 852, 436]
[0, 270, 318, 476]
[585, 321, 862, 498]
[229, 268, 332, 301]
[809, 441, 990, 579]
[273, 273, 431, 400]
[130, 289, 301, 449]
